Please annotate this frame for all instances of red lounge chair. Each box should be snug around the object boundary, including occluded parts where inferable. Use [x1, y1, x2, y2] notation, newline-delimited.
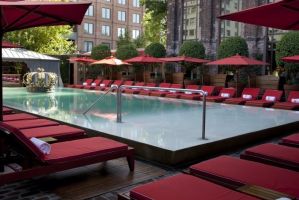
[4, 119, 59, 129]
[180, 85, 214, 100]
[245, 89, 283, 107]
[241, 143, 299, 171]
[280, 133, 299, 148]
[205, 88, 236, 102]
[0, 122, 134, 185]
[3, 107, 13, 114]
[104, 80, 124, 92]
[126, 174, 258, 200]
[95, 79, 113, 91]
[84, 79, 102, 90]
[150, 83, 181, 97]
[3, 113, 38, 122]
[224, 88, 260, 105]
[74, 79, 93, 89]
[139, 83, 156, 96]
[190, 156, 299, 198]
[20, 125, 86, 139]
[272, 91, 299, 110]
[124, 82, 145, 94]
[123, 81, 134, 86]
[164, 84, 185, 99]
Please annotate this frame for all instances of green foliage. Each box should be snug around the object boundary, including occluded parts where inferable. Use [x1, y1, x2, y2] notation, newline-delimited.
[141, 0, 167, 45]
[91, 44, 111, 60]
[133, 33, 146, 48]
[4, 26, 75, 55]
[276, 32, 299, 82]
[217, 36, 248, 59]
[116, 44, 138, 60]
[179, 41, 205, 58]
[144, 42, 166, 58]
[117, 29, 133, 48]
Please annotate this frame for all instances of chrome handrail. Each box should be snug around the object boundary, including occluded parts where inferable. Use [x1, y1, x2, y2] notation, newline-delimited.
[83, 85, 118, 115]
[116, 85, 208, 140]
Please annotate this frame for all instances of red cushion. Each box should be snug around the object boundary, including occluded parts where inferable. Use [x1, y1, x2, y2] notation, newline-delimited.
[287, 91, 299, 102]
[44, 137, 128, 163]
[5, 119, 59, 129]
[245, 100, 274, 107]
[180, 94, 201, 100]
[206, 96, 226, 102]
[261, 89, 283, 101]
[3, 113, 38, 121]
[224, 98, 247, 105]
[130, 174, 257, 200]
[282, 133, 299, 146]
[165, 93, 180, 98]
[241, 88, 260, 99]
[244, 143, 299, 166]
[20, 125, 85, 138]
[272, 102, 299, 110]
[190, 156, 299, 197]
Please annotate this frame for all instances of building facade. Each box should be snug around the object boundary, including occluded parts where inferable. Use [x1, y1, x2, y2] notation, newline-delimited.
[74, 0, 144, 52]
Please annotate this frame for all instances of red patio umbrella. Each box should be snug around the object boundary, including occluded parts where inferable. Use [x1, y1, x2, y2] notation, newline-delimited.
[0, 1, 91, 121]
[207, 54, 268, 94]
[218, 0, 299, 30]
[281, 55, 299, 63]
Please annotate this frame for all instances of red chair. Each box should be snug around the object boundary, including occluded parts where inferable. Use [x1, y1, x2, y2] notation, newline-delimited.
[272, 91, 299, 110]
[126, 174, 258, 200]
[241, 143, 299, 171]
[205, 88, 236, 102]
[3, 107, 13, 114]
[95, 79, 113, 91]
[139, 83, 156, 96]
[190, 156, 299, 198]
[124, 82, 145, 94]
[73, 79, 93, 89]
[4, 119, 60, 129]
[180, 85, 214, 101]
[104, 80, 124, 92]
[151, 83, 182, 97]
[84, 79, 102, 90]
[3, 113, 38, 122]
[245, 89, 283, 107]
[224, 88, 260, 105]
[280, 133, 299, 148]
[0, 122, 134, 186]
[150, 83, 172, 97]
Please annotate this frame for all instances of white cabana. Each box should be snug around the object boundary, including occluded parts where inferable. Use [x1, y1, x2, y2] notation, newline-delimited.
[2, 48, 63, 86]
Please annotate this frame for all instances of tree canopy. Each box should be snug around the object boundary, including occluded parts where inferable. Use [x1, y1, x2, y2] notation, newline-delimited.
[116, 44, 138, 60]
[217, 36, 248, 59]
[91, 44, 111, 60]
[144, 42, 166, 58]
[179, 41, 205, 58]
[4, 26, 75, 55]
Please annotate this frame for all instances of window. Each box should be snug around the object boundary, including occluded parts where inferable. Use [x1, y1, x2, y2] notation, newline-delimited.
[132, 14, 140, 24]
[102, 8, 110, 19]
[84, 23, 93, 34]
[118, 11, 126, 21]
[85, 5, 93, 16]
[132, 29, 140, 39]
[226, 30, 231, 36]
[118, 0, 125, 5]
[105, 0, 110, 2]
[84, 41, 93, 52]
[117, 28, 125, 37]
[133, 0, 140, 7]
[101, 25, 110, 36]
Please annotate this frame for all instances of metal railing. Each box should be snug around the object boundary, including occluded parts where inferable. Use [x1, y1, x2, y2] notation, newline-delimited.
[116, 85, 208, 140]
[82, 85, 118, 115]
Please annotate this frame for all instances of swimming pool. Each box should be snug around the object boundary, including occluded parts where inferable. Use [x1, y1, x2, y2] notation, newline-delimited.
[3, 87, 299, 151]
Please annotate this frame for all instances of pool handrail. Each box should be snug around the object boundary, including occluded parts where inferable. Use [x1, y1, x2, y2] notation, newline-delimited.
[82, 85, 118, 115]
[117, 85, 208, 140]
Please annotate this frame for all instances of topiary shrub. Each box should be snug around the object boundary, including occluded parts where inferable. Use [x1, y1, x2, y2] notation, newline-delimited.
[179, 40, 205, 58]
[91, 44, 111, 60]
[144, 42, 166, 58]
[116, 44, 138, 60]
[217, 36, 248, 59]
[276, 31, 299, 84]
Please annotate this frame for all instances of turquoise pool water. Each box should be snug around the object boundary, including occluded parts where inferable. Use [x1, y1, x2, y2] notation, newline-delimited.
[3, 87, 299, 150]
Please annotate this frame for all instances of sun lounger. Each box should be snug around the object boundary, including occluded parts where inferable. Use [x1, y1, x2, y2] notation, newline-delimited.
[224, 88, 260, 105]
[74, 79, 93, 89]
[150, 83, 181, 97]
[4, 119, 59, 129]
[241, 143, 299, 171]
[189, 155, 299, 198]
[3, 107, 14, 114]
[123, 174, 258, 200]
[272, 91, 299, 110]
[95, 79, 113, 91]
[165, 85, 198, 99]
[245, 89, 283, 107]
[123, 82, 145, 94]
[20, 125, 86, 139]
[103, 80, 124, 92]
[0, 122, 134, 185]
[139, 83, 156, 96]
[205, 88, 236, 102]
[84, 79, 102, 90]
[3, 113, 38, 122]
[180, 85, 214, 100]
[280, 133, 299, 148]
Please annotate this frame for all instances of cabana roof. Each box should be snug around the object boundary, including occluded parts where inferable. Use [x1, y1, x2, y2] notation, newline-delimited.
[2, 48, 59, 61]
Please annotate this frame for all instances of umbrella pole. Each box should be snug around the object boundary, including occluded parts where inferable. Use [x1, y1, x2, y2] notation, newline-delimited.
[236, 69, 239, 96]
